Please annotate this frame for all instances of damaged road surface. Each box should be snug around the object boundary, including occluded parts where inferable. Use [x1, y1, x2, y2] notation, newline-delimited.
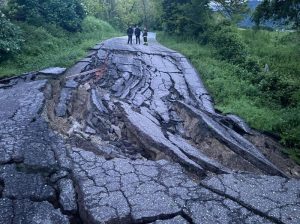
[0, 36, 300, 224]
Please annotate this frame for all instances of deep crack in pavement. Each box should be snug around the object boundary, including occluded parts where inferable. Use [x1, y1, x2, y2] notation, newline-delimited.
[0, 35, 299, 224]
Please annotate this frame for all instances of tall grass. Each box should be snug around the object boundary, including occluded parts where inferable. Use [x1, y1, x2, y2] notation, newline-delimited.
[0, 16, 120, 77]
[239, 29, 300, 80]
[157, 30, 300, 164]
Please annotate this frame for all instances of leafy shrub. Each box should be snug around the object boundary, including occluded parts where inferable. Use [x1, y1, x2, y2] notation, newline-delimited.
[0, 11, 23, 61]
[277, 105, 300, 148]
[209, 22, 247, 64]
[258, 72, 298, 107]
[242, 56, 261, 74]
[82, 16, 115, 34]
[7, 0, 85, 32]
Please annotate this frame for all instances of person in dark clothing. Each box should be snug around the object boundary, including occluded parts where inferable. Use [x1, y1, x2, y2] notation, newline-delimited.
[143, 28, 148, 45]
[135, 26, 141, 44]
[127, 26, 133, 44]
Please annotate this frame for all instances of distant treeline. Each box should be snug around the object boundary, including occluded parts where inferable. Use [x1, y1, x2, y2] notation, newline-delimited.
[1, 0, 299, 61]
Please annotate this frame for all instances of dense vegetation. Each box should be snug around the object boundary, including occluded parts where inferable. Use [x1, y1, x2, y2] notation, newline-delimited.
[0, 0, 299, 162]
[0, 0, 161, 70]
[0, 17, 119, 76]
[0, 11, 23, 61]
[0, 0, 119, 76]
[253, 0, 300, 28]
[6, 0, 85, 31]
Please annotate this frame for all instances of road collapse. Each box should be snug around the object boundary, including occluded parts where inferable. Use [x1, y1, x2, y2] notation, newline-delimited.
[0, 36, 299, 224]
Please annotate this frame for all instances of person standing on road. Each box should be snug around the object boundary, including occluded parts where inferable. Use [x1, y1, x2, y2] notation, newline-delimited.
[127, 26, 133, 44]
[143, 28, 148, 46]
[135, 26, 141, 44]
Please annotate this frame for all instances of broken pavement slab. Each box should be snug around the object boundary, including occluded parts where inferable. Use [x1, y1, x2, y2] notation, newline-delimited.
[119, 101, 205, 175]
[201, 174, 300, 224]
[174, 100, 287, 177]
[0, 79, 74, 222]
[39, 67, 66, 76]
[69, 147, 279, 224]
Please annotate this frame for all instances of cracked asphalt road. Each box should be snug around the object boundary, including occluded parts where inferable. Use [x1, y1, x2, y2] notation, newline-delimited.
[0, 35, 299, 223]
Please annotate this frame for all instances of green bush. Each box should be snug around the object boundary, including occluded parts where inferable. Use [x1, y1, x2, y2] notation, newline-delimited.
[82, 16, 115, 34]
[242, 56, 261, 74]
[257, 72, 298, 107]
[0, 12, 23, 61]
[7, 0, 85, 31]
[209, 23, 247, 64]
[272, 105, 300, 149]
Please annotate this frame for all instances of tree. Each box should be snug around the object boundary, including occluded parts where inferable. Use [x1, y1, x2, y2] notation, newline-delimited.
[212, 0, 249, 22]
[253, 0, 300, 28]
[116, 0, 140, 28]
[141, 0, 149, 27]
[161, 0, 212, 35]
[103, 0, 118, 25]
[0, 10, 23, 61]
[147, 0, 163, 29]
[7, 0, 85, 31]
[82, 0, 106, 18]
[160, 0, 250, 35]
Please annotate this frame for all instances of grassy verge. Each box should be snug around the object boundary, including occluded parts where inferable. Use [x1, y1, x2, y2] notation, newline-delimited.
[0, 16, 120, 77]
[157, 30, 300, 164]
